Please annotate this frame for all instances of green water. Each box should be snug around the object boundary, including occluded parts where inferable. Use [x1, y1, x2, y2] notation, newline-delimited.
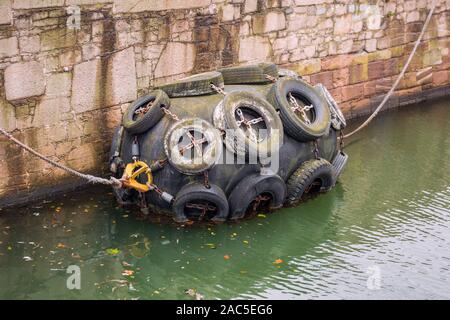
[1, 98, 449, 299]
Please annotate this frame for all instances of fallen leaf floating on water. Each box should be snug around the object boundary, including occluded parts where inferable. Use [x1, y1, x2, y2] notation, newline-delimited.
[223, 255, 230, 260]
[274, 259, 283, 265]
[185, 288, 204, 300]
[106, 248, 120, 255]
[56, 243, 67, 249]
[257, 214, 266, 218]
[122, 270, 135, 276]
[23, 256, 33, 261]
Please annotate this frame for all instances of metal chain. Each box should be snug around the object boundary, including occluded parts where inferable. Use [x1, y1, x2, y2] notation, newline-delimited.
[203, 170, 210, 189]
[252, 195, 271, 212]
[134, 100, 153, 116]
[210, 83, 226, 95]
[339, 130, 345, 150]
[313, 140, 320, 159]
[161, 106, 180, 122]
[288, 93, 313, 125]
[265, 74, 277, 83]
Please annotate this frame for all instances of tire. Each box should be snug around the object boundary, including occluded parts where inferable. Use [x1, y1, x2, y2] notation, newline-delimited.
[315, 83, 347, 130]
[228, 174, 287, 220]
[212, 91, 283, 159]
[164, 118, 222, 175]
[173, 183, 229, 223]
[268, 78, 331, 142]
[157, 71, 224, 97]
[218, 63, 278, 84]
[109, 125, 125, 175]
[122, 90, 169, 134]
[286, 158, 334, 205]
[278, 68, 300, 79]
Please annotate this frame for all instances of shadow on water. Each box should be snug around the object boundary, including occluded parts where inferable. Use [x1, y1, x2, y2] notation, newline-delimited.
[0, 97, 449, 299]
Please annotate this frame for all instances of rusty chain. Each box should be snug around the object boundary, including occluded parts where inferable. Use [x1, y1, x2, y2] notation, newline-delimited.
[288, 93, 313, 125]
[265, 74, 277, 83]
[313, 140, 320, 159]
[161, 106, 180, 122]
[134, 100, 153, 116]
[210, 83, 226, 95]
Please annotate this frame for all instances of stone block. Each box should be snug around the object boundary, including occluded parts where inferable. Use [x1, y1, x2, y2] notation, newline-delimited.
[40, 28, 76, 51]
[5, 61, 45, 102]
[244, 0, 258, 13]
[12, 0, 64, 9]
[113, 0, 210, 13]
[154, 42, 195, 78]
[239, 36, 271, 62]
[253, 11, 286, 34]
[0, 1, 12, 25]
[19, 35, 41, 54]
[0, 37, 18, 59]
[105, 47, 137, 107]
[71, 59, 102, 113]
[46, 72, 72, 98]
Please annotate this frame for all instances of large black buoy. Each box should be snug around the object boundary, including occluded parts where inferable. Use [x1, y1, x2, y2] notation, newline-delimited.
[109, 63, 348, 224]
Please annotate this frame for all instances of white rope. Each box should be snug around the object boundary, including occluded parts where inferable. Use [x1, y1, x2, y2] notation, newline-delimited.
[0, 127, 122, 188]
[343, 0, 438, 139]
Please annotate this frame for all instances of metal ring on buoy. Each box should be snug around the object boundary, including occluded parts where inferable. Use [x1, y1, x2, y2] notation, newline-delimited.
[121, 161, 153, 193]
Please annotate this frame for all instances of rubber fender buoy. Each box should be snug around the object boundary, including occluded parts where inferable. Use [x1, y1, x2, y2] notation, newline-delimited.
[157, 71, 224, 97]
[164, 118, 222, 175]
[228, 174, 287, 220]
[286, 158, 334, 205]
[122, 90, 169, 134]
[212, 91, 283, 159]
[267, 78, 331, 142]
[172, 183, 229, 223]
[218, 63, 279, 84]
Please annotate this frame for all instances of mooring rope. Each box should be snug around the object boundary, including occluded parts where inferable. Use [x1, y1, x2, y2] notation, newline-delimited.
[0, 127, 122, 188]
[343, 0, 438, 139]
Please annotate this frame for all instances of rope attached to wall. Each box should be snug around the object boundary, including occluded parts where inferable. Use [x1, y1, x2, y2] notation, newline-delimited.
[342, 0, 438, 139]
[0, 127, 122, 188]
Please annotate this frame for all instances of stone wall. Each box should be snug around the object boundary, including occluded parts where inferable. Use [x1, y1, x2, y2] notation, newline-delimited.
[0, 0, 449, 205]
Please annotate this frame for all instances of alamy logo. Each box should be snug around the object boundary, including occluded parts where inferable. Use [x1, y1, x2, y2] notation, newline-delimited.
[66, 5, 81, 30]
[66, 265, 81, 290]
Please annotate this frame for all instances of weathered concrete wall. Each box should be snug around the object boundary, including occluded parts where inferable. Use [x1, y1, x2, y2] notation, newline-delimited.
[0, 0, 449, 204]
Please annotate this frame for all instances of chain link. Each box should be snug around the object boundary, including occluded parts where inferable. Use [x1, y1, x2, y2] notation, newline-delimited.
[203, 170, 211, 189]
[339, 130, 345, 150]
[134, 100, 153, 116]
[313, 140, 320, 159]
[288, 93, 313, 125]
[210, 83, 226, 95]
[161, 106, 180, 122]
[265, 74, 277, 83]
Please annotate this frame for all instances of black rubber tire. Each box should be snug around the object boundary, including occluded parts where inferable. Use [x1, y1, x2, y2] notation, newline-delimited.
[212, 91, 283, 159]
[109, 125, 124, 175]
[122, 90, 169, 134]
[286, 158, 334, 205]
[173, 183, 229, 223]
[228, 174, 287, 220]
[157, 71, 224, 97]
[218, 63, 278, 84]
[267, 78, 331, 142]
[315, 83, 347, 130]
[278, 68, 300, 79]
[164, 118, 222, 175]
